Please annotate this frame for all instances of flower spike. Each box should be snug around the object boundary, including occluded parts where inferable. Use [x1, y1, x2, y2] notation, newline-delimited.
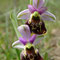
[12, 0, 56, 60]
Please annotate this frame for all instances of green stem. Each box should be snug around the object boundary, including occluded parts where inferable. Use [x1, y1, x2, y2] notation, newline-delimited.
[16, 49, 20, 60]
[5, 15, 9, 48]
[10, 11, 21, 60]
[5, 15, 10, 60]
[30, 0, 33, 5]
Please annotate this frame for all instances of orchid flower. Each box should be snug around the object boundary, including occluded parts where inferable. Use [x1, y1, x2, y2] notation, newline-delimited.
[17, 0, 56, 21]
[12, 25, 43, 60]
[12, 25, 36, 49]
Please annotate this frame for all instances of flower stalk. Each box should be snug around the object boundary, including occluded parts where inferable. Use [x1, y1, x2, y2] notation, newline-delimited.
[30, 0, 33, 5]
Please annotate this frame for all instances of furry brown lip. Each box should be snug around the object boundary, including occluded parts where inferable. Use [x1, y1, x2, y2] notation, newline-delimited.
[26, 20, 47, 35]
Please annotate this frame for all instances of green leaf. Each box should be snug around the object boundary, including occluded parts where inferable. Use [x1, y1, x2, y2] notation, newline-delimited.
[44, 52, 49, 60]
[10, 12, 21, 38]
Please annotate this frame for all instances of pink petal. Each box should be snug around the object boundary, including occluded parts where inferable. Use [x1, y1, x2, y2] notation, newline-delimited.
[28, 5, 37, 13]
[29, 34, 36, 44]
[33, 0, 45, 9]
[38, 7, 47, 15]
[41, 11, 56, 21]
[19, 37, 27, 45]
[18, 25, 31, 40]
[17, 9, 31, 20]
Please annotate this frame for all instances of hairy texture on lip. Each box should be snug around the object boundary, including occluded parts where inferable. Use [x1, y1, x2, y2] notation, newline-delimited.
[31, 16, 40, 24]
[20, 49, 43, 60]
[26, 20, 47, 35]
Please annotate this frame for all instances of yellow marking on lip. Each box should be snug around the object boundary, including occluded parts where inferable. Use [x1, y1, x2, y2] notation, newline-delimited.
[32, 27, 36, 30]
[29, 19, 32, 24]
[31, 33, 35, 36]
[43, 31, 47, 35]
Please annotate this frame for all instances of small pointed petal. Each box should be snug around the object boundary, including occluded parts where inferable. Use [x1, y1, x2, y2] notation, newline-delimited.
[12, 40, 20, 47]
[41, 11, 56, 21]
[38, 7, 47, 15]
[19, 37, 27, 45]
[28, 5, 36, 13]
[18, 25, 31, 40]
[17, 9, 31, 20]
[33, 0, 45, 9]
[29, 34, 36, 44]
[13, 45, 24, 49]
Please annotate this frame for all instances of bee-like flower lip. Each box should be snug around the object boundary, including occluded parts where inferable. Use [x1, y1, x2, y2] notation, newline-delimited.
[26, 21, 47, 35]
[32, 16, 40, 21]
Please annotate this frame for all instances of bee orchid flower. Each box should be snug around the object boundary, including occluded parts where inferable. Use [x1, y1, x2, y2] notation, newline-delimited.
[17, 0, 56, 21]
[17, 0, 56, 35]
[12, 25, 36, 48]
[12, 25, 43, 60]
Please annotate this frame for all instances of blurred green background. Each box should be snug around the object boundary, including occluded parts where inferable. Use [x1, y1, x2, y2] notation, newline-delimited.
[0, 0, 60, 60]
